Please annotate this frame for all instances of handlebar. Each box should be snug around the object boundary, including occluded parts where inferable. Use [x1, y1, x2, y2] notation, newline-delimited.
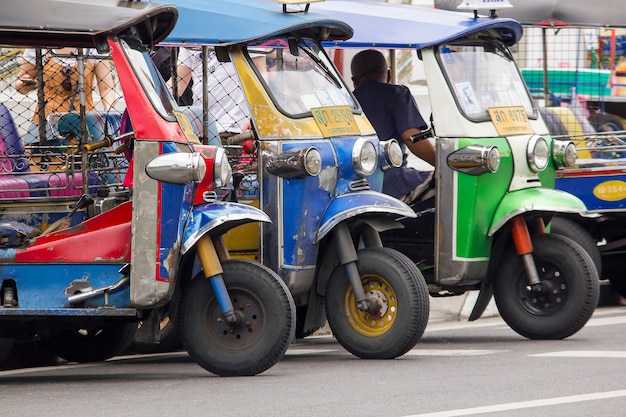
[82, 131, 134, 154]
[83, 137, 113, 152]
[225, 130, 256, 145]
[410, 129, 434, 143]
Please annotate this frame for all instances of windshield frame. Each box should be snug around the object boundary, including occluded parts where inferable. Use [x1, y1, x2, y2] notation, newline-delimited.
[245, 37, 360, 119]
[436, 38, 537, 123]
[120, 37, 178, 123]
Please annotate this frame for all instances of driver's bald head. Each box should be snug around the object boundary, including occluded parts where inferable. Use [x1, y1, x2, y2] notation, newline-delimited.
[351, 49, 388, 81]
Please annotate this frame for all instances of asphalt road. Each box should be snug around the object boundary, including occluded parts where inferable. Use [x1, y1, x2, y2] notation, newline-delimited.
[1, 304, 625, 417]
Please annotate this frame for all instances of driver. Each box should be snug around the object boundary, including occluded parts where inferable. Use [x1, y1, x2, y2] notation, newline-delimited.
[350, 49, 436, 204]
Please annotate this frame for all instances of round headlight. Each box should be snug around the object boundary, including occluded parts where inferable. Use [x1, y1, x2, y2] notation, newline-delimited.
[527, 135, 549, 172]
[213, 147, 232, 188]
[303, 147, 322, 176]
[564, 142, 577, 167]
[486, 146, 500, 172]
[382, 139, 403, 169]
[552, 139, 577, 168]
[353, 138, 377, 177]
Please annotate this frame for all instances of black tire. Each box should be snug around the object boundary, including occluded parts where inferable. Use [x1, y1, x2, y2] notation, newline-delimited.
[550, 217, 602, 278]
[591, 112, 624, 132]
[0, 338, 13, 365]
[129, 306, 182, 353]
[325, 247, 429, 359]
[178, 259, 295, 376]
[44, 321, 137, 363]
[494, 233, 599, 340]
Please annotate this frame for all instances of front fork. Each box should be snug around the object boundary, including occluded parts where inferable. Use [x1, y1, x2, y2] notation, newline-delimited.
[510, 215, 546, 293]
[333, 222, 382, 314]
[196, 234, 240, 325]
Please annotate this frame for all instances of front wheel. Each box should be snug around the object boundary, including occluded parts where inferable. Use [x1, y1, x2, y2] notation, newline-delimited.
[325, 247, 429, 359]
[178, 259, 295, 376]
[494, 233, 599, 340]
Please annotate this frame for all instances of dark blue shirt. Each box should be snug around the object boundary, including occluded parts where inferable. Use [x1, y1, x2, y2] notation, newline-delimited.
[353, 79, 429, 199]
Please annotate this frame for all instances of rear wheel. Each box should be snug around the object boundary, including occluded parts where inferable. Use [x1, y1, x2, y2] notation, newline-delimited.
[178, 259, 295, 376]
[591, 112, 624, 132]
[0, 337, 13, 366]
[325, 247, 429, 359]
[494, 233, 599, 340]
[44, 322, 137, 363]
[549, 216, 602, 277]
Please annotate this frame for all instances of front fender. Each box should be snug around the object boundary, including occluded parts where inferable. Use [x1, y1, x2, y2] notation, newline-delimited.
[182, 202, 270, 254]
[488, 188, 586, 236]
[315, 191, 416, 243]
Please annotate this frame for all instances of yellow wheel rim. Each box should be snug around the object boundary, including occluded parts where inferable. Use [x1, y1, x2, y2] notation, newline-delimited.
[344, 275, 398, 337]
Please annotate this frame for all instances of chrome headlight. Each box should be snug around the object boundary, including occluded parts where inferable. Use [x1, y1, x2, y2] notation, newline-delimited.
[447, 145, 500, 175]
[379, 138, 403, 170]
[527, 135, 549, 172]
[145, 152, 206, 184]
[213, 147, 232, 188]
[265, 147, 321, 178]
[353, 138, 377, 177]
[552, 139, 577, 168]
[303, 147, 322, 176]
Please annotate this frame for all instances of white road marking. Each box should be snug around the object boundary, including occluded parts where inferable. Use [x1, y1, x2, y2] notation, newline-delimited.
[285, 349, 338, 355]
[584, 315, 626, 327]
[401, 389, 626, 417]
[425, 320, 506, 333]
[529, 350, 626, 358]
[406, 349, 504, 356]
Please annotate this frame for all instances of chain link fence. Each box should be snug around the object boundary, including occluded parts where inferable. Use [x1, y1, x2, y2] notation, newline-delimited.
[514, 26, 626, 160]
[0, 47, 129, 205]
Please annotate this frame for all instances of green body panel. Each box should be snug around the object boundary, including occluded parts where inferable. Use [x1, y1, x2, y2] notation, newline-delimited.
[455, 137, 512, 259]
[488, 187, 587, 236]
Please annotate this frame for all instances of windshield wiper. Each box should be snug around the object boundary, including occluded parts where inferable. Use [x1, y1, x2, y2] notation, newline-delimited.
[298, 41, 343, 89]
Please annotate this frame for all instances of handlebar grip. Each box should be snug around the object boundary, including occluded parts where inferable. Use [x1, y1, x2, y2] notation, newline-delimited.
[410, 129, 433, 143]
[83, 137, 113, 152]
[226, 130, 255, 145]
[113, 142, 129, 155]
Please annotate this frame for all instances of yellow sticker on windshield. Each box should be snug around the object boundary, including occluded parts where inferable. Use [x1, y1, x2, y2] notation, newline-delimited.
[312, 106, 360, 137]
[174, 110, 200, 144]
[488, 106, 533, 136]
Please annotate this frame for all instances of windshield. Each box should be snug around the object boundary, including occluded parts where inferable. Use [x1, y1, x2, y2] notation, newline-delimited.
[247, 39, 357, 117]
[438, 41, 534, 122]
[121, 38, 177, 119]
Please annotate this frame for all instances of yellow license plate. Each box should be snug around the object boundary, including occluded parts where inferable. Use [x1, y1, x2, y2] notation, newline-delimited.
[312, 105, 360, 137]
[173, 110, 201, 144]
[488, 106, 533, 136]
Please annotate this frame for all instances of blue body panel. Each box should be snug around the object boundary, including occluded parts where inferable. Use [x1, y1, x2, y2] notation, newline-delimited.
[278, 140, 337, 268]
[182, 201, 270, 254]
[316, 191, 415, 243]
[0, 264, 129, 311]
[556, 171, 626, 211]
[158, 142, 193, 280]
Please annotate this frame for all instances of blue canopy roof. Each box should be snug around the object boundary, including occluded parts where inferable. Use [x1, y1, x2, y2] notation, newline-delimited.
[161, 0, 352, 46]
[161, 0, 522, 50]
[314, 0, 523, 49]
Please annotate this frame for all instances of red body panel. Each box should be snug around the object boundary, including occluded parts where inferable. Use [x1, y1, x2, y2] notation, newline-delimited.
[110, 42, 186, 144]
[15, 201, 132, 263]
